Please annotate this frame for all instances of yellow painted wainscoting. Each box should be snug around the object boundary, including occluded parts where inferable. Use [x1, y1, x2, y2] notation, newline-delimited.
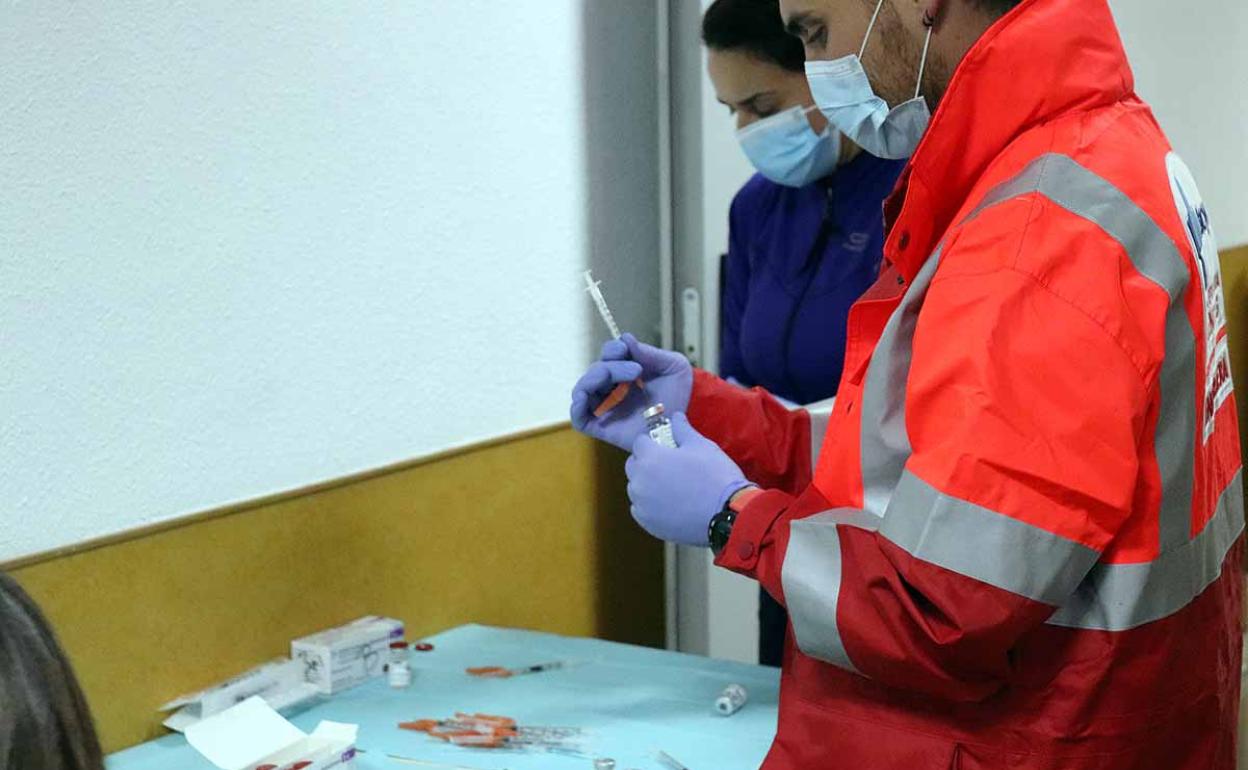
[1224, 244, 1248, 770]
[7, 426, 663, 754]
[1222, 244, 1248, 454]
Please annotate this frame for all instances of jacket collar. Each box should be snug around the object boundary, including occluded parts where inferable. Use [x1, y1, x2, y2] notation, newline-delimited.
[885, 0, 1135, 279]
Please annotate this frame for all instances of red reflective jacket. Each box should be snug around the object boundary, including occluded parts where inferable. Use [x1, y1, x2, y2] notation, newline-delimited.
[692, 1, 1244, 767]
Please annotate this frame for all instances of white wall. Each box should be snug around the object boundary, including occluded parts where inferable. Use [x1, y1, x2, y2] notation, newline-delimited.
[684, 0, 1248, 664]
[1110, 0, 1248, 248]
[0, 1, 658, 560]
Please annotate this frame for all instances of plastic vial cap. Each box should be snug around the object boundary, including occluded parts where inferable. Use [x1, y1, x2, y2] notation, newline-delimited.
[390, 641, 410, 650]
[414, 642, 434, 652]
[643, 404, 666, 420]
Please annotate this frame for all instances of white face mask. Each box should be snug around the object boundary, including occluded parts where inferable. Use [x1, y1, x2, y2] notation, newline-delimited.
[736, 105, 842, 188]
[804, 0, 935, 160]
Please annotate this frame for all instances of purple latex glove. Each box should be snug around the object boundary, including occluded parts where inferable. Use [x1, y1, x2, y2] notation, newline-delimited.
[570, 333, 693, 451]
[625, 413, 754, 546]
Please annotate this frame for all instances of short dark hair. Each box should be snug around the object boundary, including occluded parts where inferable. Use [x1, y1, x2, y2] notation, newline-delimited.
[0, 573, 104, 770]
[702, 0, 805, 73]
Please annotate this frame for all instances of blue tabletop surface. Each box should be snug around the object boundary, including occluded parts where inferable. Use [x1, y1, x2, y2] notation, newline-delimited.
[107, 625, 779, 770]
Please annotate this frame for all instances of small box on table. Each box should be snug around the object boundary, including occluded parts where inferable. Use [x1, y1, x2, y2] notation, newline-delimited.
[292, 615, 405, 695]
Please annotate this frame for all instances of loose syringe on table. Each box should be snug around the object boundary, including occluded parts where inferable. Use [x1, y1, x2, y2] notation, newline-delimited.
[582, 271, 677, 449]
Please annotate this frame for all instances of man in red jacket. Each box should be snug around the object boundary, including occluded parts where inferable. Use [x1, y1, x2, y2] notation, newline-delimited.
[571, 0, 1243, 767]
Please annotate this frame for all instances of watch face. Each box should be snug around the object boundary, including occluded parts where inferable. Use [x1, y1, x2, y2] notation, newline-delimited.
[709, 509, 737, 554]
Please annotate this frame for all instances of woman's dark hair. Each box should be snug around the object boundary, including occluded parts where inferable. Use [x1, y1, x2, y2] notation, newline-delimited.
[0, 573, 104, 770]
[702, 0, 806, 73]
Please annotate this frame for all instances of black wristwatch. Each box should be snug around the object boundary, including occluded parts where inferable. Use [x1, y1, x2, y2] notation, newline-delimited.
[708, 507, 738, 556]
[710, 486, 762, 555]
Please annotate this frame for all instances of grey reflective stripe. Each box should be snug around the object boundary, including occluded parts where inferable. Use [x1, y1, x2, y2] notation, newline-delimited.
[1048, 471, 1244, 631]
[805, 397, 836, 470]
[859, 249, 942, 517]
[966, 153, 1196, 551]
[880, 471, 1101, 605]
[782, 508, 882, 673]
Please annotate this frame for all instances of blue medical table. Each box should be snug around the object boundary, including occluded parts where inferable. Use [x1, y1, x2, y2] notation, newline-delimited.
[107, 624, 780, 770]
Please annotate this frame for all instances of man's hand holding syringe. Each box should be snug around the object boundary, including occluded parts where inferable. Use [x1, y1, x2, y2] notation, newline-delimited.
[573, 271, 694, 450]
[572, 273, 755, 548]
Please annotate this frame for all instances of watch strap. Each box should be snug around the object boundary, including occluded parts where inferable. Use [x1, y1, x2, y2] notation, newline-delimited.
[709, 486, 761, 555]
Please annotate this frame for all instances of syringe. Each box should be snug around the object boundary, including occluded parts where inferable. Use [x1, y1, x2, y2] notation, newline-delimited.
[582, 270, 645, 416]
[583, 270, 622, 339]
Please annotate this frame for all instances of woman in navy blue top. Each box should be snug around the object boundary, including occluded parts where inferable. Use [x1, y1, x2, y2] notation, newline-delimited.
[721, 159, 903, 405]
[703, 0, 904, 666]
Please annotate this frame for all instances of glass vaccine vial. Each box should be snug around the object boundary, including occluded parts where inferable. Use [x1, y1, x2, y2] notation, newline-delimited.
[714, 683, 748, 716]
[387, 641, 412, 689]
[644, 404, 678, 448]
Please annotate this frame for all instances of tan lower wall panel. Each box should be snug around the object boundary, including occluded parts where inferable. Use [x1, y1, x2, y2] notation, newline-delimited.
[1222, 245, 1248, 454]
[12, 428, 662, 753]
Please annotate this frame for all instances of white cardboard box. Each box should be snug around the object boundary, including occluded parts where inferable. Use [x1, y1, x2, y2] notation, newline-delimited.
[185, 696, 356, 770]
[291, 616, 405, 695]
[158, 658, 322, 732]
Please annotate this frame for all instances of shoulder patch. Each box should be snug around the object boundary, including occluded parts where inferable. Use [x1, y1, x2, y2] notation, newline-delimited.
[1167, 152, 1232, 442]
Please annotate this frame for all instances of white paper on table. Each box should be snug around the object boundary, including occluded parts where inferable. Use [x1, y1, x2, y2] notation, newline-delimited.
[311, 722, 357, 744]
[185, 696, 308, 770]
[257, 721, 359, 769]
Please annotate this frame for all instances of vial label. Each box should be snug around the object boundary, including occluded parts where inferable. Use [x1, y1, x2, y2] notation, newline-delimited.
[388, 662, 413, 689]
[649, 423, 678, 448]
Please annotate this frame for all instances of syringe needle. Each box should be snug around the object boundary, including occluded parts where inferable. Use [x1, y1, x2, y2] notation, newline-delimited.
[583, 270, 622, 339]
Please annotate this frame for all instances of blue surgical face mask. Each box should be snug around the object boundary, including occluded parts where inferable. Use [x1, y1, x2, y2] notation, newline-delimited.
[804, 0, 934, 160]
[736, 105, 842, 188]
